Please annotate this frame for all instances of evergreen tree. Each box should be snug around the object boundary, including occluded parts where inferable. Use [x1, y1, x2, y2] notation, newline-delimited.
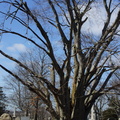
[0, 87, 6, 115]
[102, 96, 120, 120]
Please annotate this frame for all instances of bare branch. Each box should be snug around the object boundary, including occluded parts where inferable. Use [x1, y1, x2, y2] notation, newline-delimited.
[0, 50, 59, 95]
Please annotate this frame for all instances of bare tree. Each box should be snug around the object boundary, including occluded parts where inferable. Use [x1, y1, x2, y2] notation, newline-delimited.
[110, 71, 120, 95]
[93, 95, 107, 120]
[0, 0, 120, 120]
[4, 48, 51, 120]
[5, 76, 31, 114]
[102, 95, 120, 120]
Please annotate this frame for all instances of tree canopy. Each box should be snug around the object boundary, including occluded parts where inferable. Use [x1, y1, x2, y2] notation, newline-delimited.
[0, 0, 120, 120]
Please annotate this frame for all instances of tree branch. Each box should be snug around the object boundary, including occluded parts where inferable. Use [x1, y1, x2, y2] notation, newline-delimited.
[0, 50, 59, 95]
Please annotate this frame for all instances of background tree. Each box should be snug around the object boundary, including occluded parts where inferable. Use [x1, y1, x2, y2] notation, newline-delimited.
[0, 87, 6, 115]
[102, 95, 120, 120]
[94, 72, 120, 120]
[4, 48, 51, 120]
[0, 0, 120, 120]
[103, 82, 120, 120]
[110, 70, 120, 95]
[94, 95, 108, 120]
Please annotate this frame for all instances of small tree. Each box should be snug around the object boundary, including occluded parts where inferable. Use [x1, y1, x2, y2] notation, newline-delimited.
[0, 0, 120, 120]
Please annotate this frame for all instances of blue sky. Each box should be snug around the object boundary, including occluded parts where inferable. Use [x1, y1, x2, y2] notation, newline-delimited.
[0, 0, 36, 87]
[0, 22, 30, 87]
[0, 0, 120, 89]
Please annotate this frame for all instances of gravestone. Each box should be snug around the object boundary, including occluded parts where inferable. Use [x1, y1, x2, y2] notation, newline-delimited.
[15, 116, 30, 120]
[0, 113, 12, 120]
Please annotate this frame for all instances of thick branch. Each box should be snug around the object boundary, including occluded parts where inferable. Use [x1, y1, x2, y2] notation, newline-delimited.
[48, 0, 68, 44]
[98, 68, 118, 93]
[0, 64, 59, 119]
[0, 50, 59, 95]
[0, 29, 48, 53]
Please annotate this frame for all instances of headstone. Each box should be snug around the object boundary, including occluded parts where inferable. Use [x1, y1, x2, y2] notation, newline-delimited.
[0, 113, 12, 120]
[20, 116, 30, 120]
[15, 116, 30, 120]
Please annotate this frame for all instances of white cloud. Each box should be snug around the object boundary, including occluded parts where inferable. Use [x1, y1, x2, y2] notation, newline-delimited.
[64, 3, 119, 36]
[7, 43, 27, 52]
[80, 3, 119, 36]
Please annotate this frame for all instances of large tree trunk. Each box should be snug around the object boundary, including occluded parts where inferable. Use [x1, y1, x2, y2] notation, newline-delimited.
[71, 100, 89, 120]
[72, 112, 88, 120]
[56, 99, 90, 120]
[57, 107, 89, 120]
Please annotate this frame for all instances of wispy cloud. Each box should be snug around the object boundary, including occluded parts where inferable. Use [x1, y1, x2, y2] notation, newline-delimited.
[82, 3, 119, 36]
[7, 43, 27, 52]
